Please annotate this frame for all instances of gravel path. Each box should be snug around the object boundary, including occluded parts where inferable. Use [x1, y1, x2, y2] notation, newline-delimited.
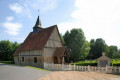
[0, 63, 51, 80]
[39, 71, 120, 80]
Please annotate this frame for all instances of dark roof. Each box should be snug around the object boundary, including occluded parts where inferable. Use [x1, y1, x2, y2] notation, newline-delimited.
[54, 47, 70, 57]
[34, 16, 42, 28]
[97, 56, 110, 60]
[13, 25, 57, 56]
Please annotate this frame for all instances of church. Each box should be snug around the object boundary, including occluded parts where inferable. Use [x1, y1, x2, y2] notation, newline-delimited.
[13, 16, 69, 68]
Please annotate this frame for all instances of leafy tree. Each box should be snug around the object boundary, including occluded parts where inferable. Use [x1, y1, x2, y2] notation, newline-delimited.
[0, 40, 20, 61]
[63, 29, 90, 62]
[60, 33, 65, 45]
[107, 46, 118, 59]
[89, 38, 107, 59]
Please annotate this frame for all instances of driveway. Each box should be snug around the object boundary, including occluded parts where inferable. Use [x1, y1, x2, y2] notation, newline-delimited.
[0, 63, 51, 80]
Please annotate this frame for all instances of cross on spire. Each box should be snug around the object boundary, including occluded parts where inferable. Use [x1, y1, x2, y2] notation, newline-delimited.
[38, 10, 40, 15]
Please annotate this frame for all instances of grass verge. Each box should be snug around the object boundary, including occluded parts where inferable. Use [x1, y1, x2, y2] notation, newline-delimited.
[0, 61, 13, 64]
[26, 66, 51, 71]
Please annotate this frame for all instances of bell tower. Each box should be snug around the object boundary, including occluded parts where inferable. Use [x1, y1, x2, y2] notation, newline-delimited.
[33, 16, 42, 33]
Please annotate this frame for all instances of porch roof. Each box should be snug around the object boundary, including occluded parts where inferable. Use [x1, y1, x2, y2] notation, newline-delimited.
[54, 46, 69, 57]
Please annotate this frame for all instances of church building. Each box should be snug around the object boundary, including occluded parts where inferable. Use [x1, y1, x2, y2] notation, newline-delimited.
[13, 16, 69, 68]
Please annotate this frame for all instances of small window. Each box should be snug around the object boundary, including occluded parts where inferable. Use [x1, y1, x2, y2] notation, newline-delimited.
[18, 57, 19, 62]
[22, 57, 24, 62]
[34, 57, 37, 63]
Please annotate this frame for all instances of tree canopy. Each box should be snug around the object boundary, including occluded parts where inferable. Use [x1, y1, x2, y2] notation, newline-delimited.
[63, 29, 90, 62]
[0, 40, 20, 61]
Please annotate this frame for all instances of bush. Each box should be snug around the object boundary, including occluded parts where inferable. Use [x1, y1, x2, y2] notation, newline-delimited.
[71, 60, 97, 66]
[112, 63, 120, 66]
[75, 62, 97, 66]
[0, 61, 13, 64]
[71, 60, 120, 67]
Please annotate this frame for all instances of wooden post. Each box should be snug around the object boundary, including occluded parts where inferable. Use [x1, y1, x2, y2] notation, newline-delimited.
[105, 65, 108, 73]
[74, 63, 76, 71]
[115, 67, 116, 73]
[88, 65, 90, 71]
[119, 67, 120, 73]
[62, 63, 64, 70]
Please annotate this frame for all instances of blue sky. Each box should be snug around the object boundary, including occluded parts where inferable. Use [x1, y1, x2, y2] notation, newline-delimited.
[0, 0, 120, 48]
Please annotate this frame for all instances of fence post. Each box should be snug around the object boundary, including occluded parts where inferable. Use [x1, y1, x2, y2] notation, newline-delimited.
[62, 63, 64, 71]
[88, 65, 90, 71]
[74, 63, 76, 71]
[114, 67, 116, 73]
[69, 64, 71, 70]
[105, 65, 108, 73]
[119, 67, 120, 73]
[44, 62, 46, 69]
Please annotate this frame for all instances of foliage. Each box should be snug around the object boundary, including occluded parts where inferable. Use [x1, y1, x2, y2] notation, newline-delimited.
[107, 46, 119, 59]
[71, 59, 120, 66]
[0, 40, 20, 61]
[0, 61, 13, 64]
[89, 38, 108, 59]
[60, 33, 65, 45]
[63, 29, 90, 62]
[71, 60, 97, 66]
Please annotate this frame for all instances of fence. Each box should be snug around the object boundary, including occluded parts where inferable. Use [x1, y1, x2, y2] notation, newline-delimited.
[44, 63, 120, 73]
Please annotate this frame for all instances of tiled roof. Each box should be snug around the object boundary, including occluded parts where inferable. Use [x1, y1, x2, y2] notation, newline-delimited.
[97, 56, 110, 60]
[13, 25, 56, 56]
[54, 47, 70, 57]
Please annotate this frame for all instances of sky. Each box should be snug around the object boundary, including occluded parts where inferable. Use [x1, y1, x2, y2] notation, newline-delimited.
[0, 0, 120, 48]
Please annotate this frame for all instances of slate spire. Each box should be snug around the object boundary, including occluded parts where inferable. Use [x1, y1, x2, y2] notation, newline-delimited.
[34, 15, 42, 28]
[33, 16, 42, 33]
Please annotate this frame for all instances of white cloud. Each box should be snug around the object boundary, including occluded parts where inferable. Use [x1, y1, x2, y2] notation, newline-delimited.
[9, 3, 32, 19]
[2, 16, 22, 35]
[9, 0, 57, 18]
[9, 3, 23, 14]
[6, 16, 14, 21]
[20, 0, 57, 12]
[58, 0, 120, 48]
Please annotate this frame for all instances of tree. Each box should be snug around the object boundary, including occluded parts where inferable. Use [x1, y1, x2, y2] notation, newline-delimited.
[60, 33, 65, 45]
[63, 29, 90, 62]
[88, 39, 95, 60]
[89, 38, 107, 59]
[0, 40, 20, 61]
[107, 46, 118, 59]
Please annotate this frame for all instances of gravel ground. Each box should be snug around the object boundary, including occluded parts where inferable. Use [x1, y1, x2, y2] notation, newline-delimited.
[39, 71, 120, 80]
[0, 63, 51, 80]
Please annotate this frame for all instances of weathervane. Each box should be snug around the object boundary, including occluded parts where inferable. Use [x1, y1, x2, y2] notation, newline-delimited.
[38, 10, 40, 15]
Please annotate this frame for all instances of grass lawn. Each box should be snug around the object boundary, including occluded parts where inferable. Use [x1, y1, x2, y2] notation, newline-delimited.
[0, 61, 13, 64]
[26, 66, 51, 71]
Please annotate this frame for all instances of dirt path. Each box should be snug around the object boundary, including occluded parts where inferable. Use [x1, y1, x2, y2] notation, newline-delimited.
[39, 71, 120, 80]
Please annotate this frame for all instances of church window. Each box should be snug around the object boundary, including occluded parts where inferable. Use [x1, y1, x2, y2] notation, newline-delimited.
[18, 57, 19, 62]
[34, 57, 37, 63]
[22, 57, 24, 62]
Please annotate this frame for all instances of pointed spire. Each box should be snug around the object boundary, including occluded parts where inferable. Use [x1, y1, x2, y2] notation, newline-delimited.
[34, 15, 42, 28]
[33, 16, 42, 33]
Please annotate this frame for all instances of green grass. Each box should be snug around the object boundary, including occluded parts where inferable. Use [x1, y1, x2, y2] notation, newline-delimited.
[26, 66, 51, 71]
[0, 61, 13, 64]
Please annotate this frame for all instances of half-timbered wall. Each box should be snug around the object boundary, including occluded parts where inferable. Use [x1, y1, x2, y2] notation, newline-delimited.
[14, 49, 44, 68]
[44, 27, 62, 64]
